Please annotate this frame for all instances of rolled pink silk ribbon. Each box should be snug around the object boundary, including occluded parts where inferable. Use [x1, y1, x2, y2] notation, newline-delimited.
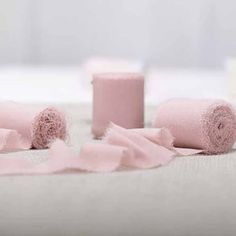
[0, 102, 67, 149]
[92, 73, 144, 138]
[153, 98, 236, 154]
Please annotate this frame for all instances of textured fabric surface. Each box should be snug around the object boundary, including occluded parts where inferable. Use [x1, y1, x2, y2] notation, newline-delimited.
[0, 104, 236, 236]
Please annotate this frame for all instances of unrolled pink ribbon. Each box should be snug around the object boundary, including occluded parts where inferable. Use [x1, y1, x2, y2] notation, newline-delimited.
[0, 123, 202, 175]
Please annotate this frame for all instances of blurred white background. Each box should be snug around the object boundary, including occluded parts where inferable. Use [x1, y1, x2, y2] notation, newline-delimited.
[0, 0, 236, 103]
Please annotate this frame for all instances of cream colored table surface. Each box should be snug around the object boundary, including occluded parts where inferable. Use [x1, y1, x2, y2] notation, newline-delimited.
[0, 104, 236, 236]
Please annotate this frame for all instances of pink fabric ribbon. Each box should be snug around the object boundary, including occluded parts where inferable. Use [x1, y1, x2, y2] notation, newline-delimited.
[0, 123, 202, 175]
[153, 98, 236, 154]
[0, 101, 66, 149]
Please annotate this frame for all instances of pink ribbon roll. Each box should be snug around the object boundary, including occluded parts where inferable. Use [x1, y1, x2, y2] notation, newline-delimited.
[92, 73, 144, 138]
[0, 102, 67, 149]
[153, 98, 236, 154]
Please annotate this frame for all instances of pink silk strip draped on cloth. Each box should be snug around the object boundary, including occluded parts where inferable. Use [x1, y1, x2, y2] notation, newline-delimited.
[0, 124, 202, 175]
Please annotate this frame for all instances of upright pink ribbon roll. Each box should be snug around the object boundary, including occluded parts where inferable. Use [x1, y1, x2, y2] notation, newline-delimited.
[153, 98, 236, 154]
[92, 73, 144, 138]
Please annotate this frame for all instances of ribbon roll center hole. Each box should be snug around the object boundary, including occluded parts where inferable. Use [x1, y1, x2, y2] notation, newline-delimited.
[218, 123, 224, 130]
